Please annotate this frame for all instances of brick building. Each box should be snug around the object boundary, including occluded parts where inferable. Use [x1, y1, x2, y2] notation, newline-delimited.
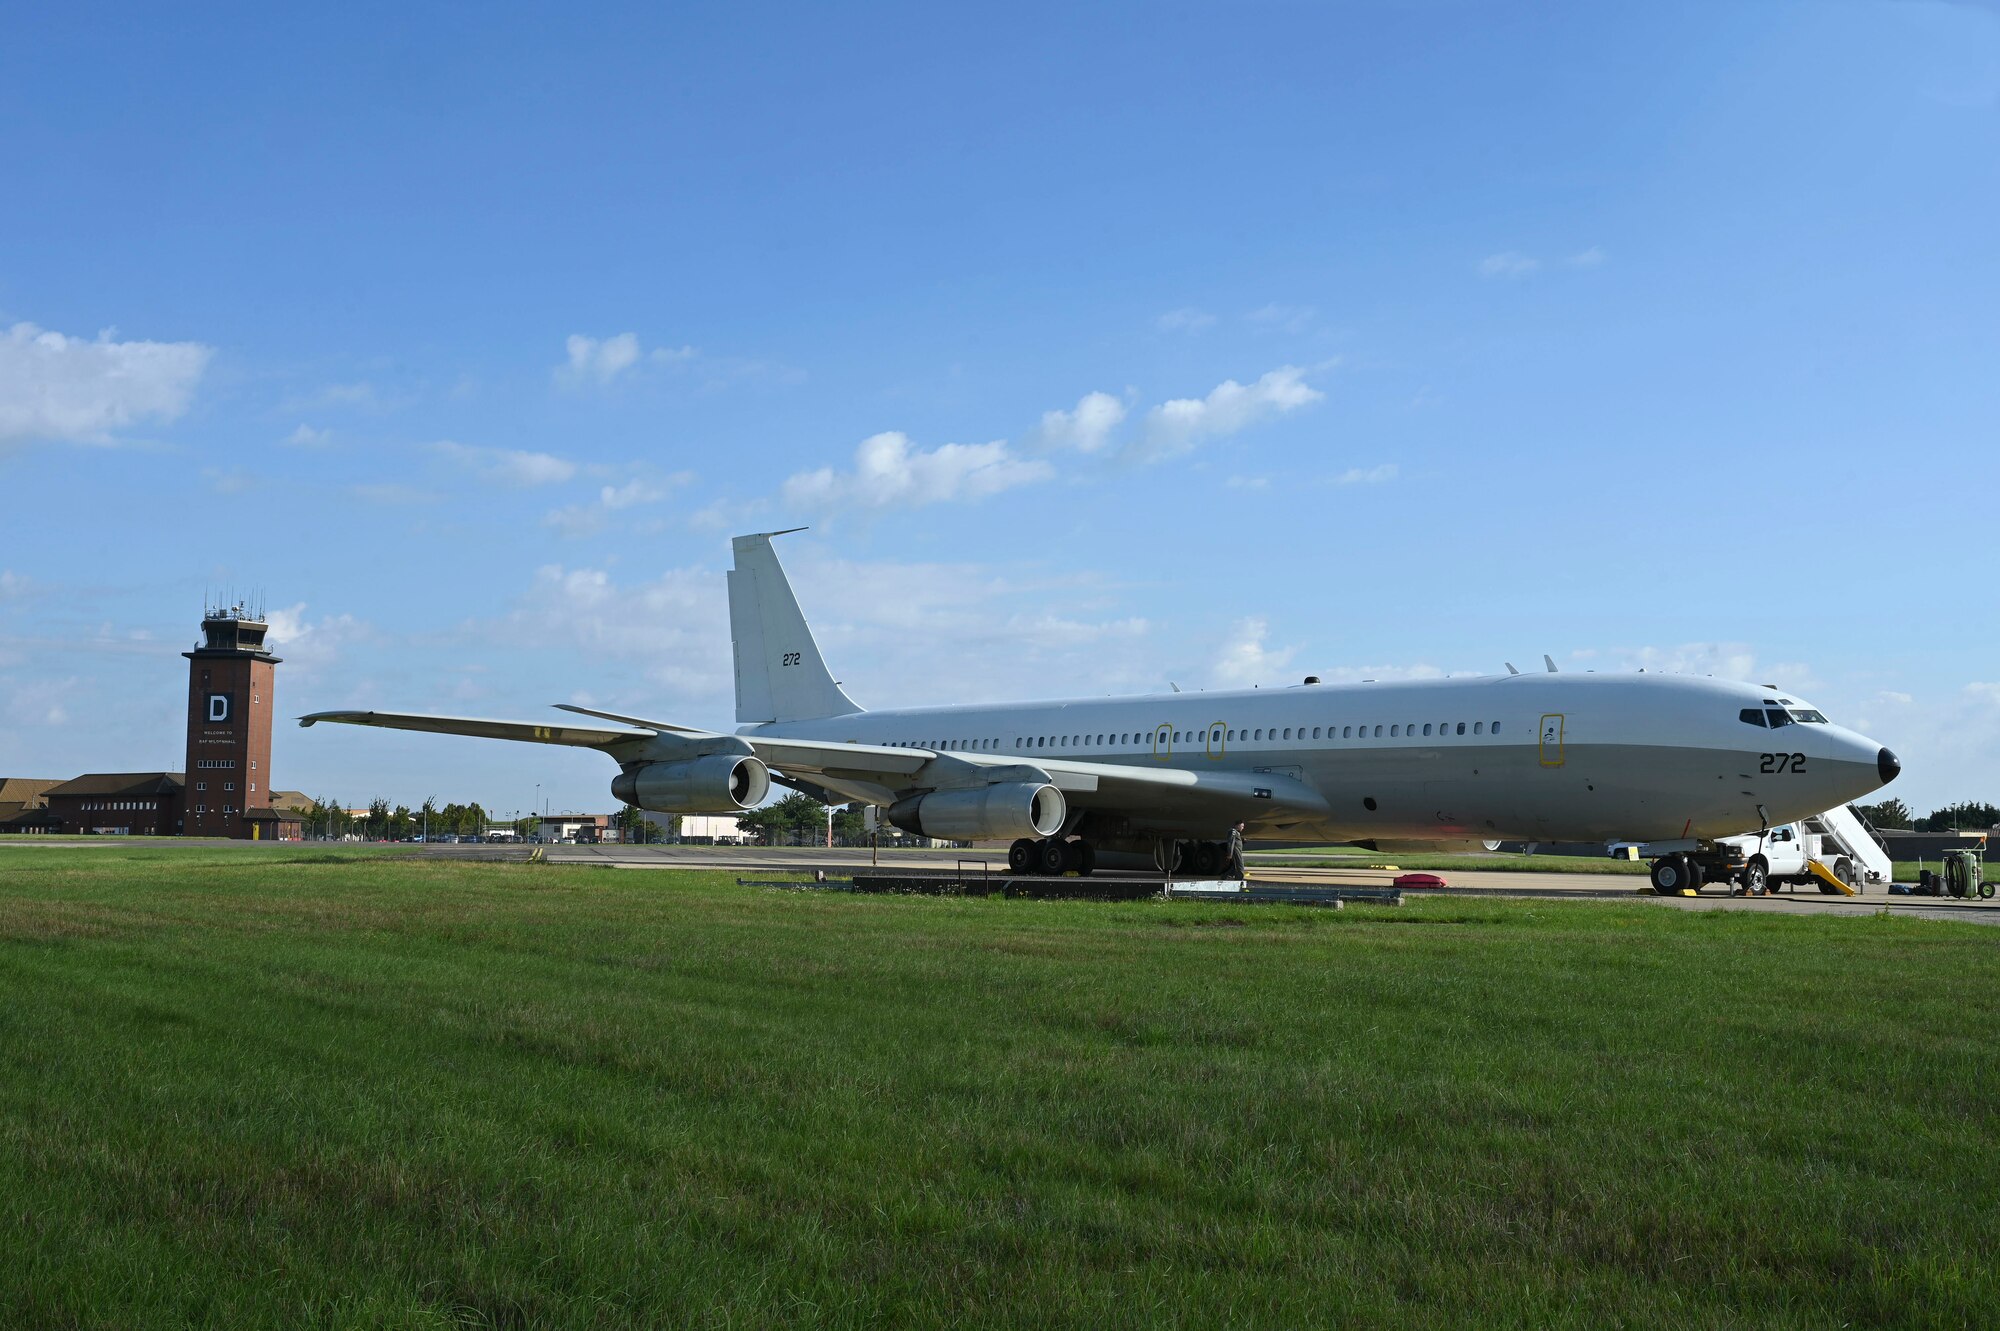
[183, 605, 298, 840]
[39, 773, 185, 836]
[0, 778, 64, 834]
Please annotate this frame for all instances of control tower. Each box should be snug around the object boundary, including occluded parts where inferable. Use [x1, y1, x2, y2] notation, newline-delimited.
[182, 600, 282, 838]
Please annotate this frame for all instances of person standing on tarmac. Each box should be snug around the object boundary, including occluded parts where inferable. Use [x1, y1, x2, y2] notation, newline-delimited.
[1227, 822, 1246, 880]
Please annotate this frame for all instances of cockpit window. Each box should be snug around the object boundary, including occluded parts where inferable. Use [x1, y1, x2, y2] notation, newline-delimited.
[1739, 708, 1767, 727]
[1766, 709, 1793, 728]
[1789, 709, 1827, 724]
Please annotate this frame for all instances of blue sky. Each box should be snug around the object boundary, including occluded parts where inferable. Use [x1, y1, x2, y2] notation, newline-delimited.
[3, 1, 1996, 818]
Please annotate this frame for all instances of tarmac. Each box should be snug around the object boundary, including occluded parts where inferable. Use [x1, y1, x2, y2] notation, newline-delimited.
[419, 842, 2000, 927]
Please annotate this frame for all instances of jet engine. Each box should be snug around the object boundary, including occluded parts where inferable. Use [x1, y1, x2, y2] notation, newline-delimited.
[610, 754, 770, 813]
[887, 782, 1065, 841]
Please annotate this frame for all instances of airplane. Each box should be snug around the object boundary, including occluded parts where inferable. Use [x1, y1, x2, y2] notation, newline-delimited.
[301, 529, 1900, 886]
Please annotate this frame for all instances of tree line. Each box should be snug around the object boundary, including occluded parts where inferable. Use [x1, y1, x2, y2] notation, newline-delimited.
[737, 792, 869, 845]
[285, 796, 534, 840]
[1851, 799, 2000, 833]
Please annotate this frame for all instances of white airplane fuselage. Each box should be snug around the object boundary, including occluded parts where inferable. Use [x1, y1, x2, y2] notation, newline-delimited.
[753, 672, 1896, 845]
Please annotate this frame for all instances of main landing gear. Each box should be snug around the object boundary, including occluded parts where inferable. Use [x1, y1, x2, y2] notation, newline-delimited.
[1009, 837, 1096, 876]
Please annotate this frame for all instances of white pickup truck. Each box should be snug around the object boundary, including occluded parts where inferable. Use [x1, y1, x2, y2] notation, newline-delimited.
[1631, 819, 1869, 894]
[1697, 824, 1847, 893]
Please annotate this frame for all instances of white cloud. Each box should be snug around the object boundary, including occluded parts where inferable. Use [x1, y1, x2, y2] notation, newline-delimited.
[1157, 307, 1215, 333]
[688, 496, 770, 533]
[1330, 463, 1397, 485]
[1576, 642, 1815, 692]
[1567, 247, 1607, 268]
[0, 321, 212, 446]
[284, 424, 331, 448]
[429, 440, 577, 486]
[202, 467, 257, 495]
[784, 432, 1053, 510]
[498, 564, 733, 699]
[1137, 365, 1324, 461]
[2, 675, 76, 727]
[0, 571, 28, 600]
[1479, 252, 1540, 279]
[561, 333, 642, 384]
[542, 473, 685, 538]
[541, 505, 608, 539]
[347, 483, 434, 505]
[599, 476, 669, 510]
[557, 333, 702, 387]
[263, 604, 369, 685]
[1211, 617, 1297, 689]
[1028, 390, 1127, 453]
[781, 550, 1161, 704]
[1246, 303, 1316, 333]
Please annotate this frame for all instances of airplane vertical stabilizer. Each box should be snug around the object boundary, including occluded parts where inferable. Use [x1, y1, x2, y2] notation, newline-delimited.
[728, 531, 863, 725]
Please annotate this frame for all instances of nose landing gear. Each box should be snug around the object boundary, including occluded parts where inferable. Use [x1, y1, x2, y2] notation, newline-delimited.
[1651, 855, 1699, 895]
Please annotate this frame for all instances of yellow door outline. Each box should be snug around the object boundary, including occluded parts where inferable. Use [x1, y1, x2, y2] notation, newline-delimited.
[1152, 724, 1172, 761]
[1539, 713, 1566, 768]
[1204, 721, 1226, 761]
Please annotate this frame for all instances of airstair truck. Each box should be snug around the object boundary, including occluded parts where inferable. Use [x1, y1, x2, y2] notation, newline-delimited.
[1637, 803, 1893, 895]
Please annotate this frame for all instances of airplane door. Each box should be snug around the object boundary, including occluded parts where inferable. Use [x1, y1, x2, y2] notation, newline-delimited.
[1204, 722, 1225, 761]
[1153, 724, 1172, 761]
[1539, 713, 1565, 768]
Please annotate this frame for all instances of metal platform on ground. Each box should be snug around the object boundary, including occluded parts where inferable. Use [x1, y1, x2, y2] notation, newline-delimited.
[738, 869, 1401, 906]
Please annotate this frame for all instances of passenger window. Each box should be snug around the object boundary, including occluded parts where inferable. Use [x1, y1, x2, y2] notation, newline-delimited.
[1740, 709, 1766, 727]
[1342, 726, 1351, 738]
[1422, 723, 1432, 736]
[1456, 722, 1466, 735]
[1492, 721, 1502, 735]
[1312, 726, 1321, 739]
[1390, 725, 1399, 737]
[1474, 722, 1483, 734]
[1373, 725, 1383, 738]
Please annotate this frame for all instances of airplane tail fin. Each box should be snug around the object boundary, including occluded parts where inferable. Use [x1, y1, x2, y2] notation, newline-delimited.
[728, 530, 863, 725]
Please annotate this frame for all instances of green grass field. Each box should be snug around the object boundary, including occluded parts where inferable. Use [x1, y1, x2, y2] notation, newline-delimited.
[2, 846, 1996, 1328]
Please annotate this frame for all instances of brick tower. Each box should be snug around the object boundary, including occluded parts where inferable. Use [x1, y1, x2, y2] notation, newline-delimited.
[183, 602, 280, 838]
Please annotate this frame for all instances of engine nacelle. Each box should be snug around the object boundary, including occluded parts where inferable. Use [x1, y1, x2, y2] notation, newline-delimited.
[611, 754, 770, 813]
[887, 782, 1065, 841]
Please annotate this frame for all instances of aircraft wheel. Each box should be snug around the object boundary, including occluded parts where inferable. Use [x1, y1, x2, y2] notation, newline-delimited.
[1740, 859, 1768, 895]
[1074, 841, 1096, 876]
[1007, 839, 1037, 875]
[1651, 856, 1691, 895]
[1192, 841, 1223, 877]
[1036, 838, 1070, 876]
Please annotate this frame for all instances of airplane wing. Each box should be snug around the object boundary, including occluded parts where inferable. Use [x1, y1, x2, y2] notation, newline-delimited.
[299, 708, 1330, 827]
[297, 709, 655, 750]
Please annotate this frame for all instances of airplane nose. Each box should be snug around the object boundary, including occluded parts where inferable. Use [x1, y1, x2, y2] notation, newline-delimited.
[1878, 747, 1900, 785]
